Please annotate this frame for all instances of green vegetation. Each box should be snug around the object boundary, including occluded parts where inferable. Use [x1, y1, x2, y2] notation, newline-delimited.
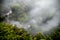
[0, 22, 32, 40]
[0, 20, 60, 40]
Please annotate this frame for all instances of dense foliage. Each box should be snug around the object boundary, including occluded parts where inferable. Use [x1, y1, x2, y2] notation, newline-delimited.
[0, 20, 60, 40]
[0, 22, 32, 40]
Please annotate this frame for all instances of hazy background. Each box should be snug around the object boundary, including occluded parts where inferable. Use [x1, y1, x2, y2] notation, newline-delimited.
[0, 0, 60, 34]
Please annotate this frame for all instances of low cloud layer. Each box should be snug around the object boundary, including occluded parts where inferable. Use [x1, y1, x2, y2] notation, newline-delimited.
[1, 0, 60, 34]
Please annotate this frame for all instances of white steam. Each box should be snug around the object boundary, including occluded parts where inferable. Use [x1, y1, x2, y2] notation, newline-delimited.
[3, 0, 60, 34]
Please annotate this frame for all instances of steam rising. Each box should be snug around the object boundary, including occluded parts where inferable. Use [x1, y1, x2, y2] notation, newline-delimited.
[2, 0, 60, 34]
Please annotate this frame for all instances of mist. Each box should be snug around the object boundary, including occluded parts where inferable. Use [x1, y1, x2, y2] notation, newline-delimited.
[1, 0, 60, 34]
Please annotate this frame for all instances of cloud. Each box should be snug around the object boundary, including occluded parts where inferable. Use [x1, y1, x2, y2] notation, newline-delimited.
[2, 0, 60, 34]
